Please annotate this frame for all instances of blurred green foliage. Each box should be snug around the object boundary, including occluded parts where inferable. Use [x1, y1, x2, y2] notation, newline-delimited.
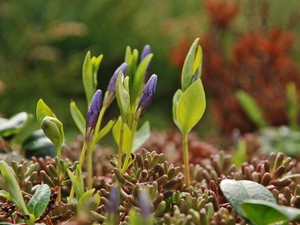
[0, 0, 206, 139]
[1, 0, 300, 141]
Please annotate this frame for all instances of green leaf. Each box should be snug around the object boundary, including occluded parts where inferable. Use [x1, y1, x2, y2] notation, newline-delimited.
[130, 53, 153, 104]
[94, 119, 115, 144]
[0, 161, 29, 215]
[70, 101, 85, 135]
[232, 138, 247, 167]
[67, 167, 84, 199]
[112, 117, 132, 153]
[181, 38, 200, 92]
[177, 79, 206, 134]
[82, 51, 96, 105]
[242, 199, 300, 225]
[77, 188, 97, 212]
[36, 99, 56, 125]
[116, 73, 130, 122]
[0, 190, 13, 202]
[27, 184, 51, 220]
[0, 112, 32, 137]
[125, 47, 138, 86]
[220, 179, 276, 220]
[236, 90, 269, 128]
[172, 89, 183, 129]
[192, 45, 203, 79]
[132, 121, 150, 152]
[41, 116, 64, 151]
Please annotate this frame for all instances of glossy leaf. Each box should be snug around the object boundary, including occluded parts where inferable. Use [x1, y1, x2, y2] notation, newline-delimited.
[94, 119, 115, 144]
[36, 99, 56, 125]
[27, 184, 51, 220]
[242, 199, 300, 225]
[112, 117, 132, 153]
[0, 112, 32, 137]
[177, 79, 206, 134]
[0, 161, 29, 215]
[116, 73, 130, 122]
[130, 53, 153, 104]
[181, 38, 200, 92]
[70, 101, 85, 135]
[132, 121, 150, 152]
[220, 179, 276, 220]
[172, 89, 183, 130]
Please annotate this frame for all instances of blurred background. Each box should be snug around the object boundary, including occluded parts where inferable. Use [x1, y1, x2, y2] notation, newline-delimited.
[1, 0, 300, 143]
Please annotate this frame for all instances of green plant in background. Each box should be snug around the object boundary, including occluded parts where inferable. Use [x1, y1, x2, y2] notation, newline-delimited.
[235, 90, 269, 129]
[236, 83, 300, 156]
[286, 81, 299, 130]
[172, 38, 206, 187]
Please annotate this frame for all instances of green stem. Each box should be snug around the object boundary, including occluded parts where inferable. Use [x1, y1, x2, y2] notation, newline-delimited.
[87, 141, 93, 190]
[79, 140, 88, 168]
[56, 145, 62, 159]
[68, 140, 88, 203]
[121, 118, 138, 174]
[182, 133, 190, 187]
[118, 123, 125, 169]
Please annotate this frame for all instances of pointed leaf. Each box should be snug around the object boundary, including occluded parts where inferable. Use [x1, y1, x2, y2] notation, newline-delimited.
[67, 167, 84, 199]
[0, 112, 32, 137]
[181, 38, 200, 91]
[70, 101, 85, 135]
[82, 51, 95, 105]
[0, 161, 29, 215]
[112, 117, 132, 153]
[192, 45, 203, 79]
[27, 184, 51, 219]
[130, 54, 153, 104]
[0, 190, 13, 202]
[220, 179, 276, 220]
[77, 188, 96, 212]
[242, 199, 300, 225]
[236, 90, 268, 128]
[177, 79, 206, 134]
[94, 119, 115, 143]
[36, 99, 56, 125]
[172, 89, 183, 129]
[132, 121, 150, 152]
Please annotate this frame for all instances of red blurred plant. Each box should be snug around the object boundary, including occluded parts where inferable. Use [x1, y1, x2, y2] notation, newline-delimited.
[170, 0, 300, 133]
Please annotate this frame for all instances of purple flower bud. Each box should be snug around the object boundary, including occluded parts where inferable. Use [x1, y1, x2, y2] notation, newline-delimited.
[139, 189, 152, 218]
[86, 89, 102, 134]
[107, 62, 128, 94]
[106, 184, 119, 215]
[104, 63, 128, 107]
[140, 45, 151, 61]
[140, 45, 152, 82]
[136, 74, 157, 117]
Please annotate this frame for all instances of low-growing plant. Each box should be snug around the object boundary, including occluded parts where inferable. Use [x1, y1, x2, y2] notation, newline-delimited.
[0, 39, 300, 225]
